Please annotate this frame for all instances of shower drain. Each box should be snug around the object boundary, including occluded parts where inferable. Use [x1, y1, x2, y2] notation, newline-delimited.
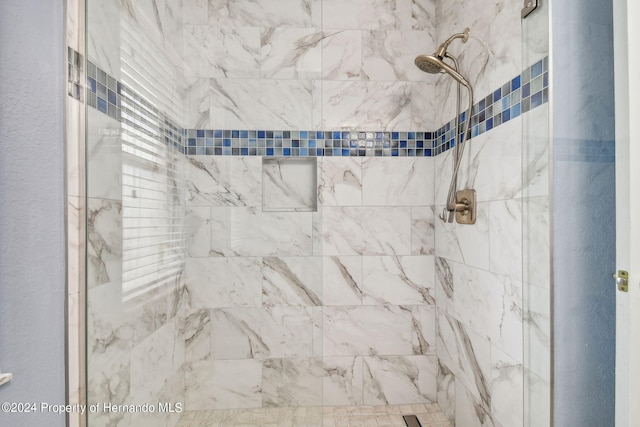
[403, 414, 422, 427]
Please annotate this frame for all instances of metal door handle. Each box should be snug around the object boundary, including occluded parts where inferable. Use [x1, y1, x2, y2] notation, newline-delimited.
[613, 270, 629, 292]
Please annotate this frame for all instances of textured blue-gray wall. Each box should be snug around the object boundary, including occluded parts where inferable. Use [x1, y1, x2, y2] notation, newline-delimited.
[552, 0, 616, 425]
[0, 1, 67, 426]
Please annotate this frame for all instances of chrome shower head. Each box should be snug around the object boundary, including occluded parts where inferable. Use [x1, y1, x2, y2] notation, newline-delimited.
[414, 54, 470, 87]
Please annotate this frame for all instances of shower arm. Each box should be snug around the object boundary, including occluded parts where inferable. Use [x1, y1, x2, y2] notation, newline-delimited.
[440, 54, 474, 222]
[435, 29, 470, 59]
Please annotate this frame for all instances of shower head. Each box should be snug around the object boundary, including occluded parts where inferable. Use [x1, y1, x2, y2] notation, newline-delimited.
[414, 28, 471, 86]
[414, 54, 470, 87]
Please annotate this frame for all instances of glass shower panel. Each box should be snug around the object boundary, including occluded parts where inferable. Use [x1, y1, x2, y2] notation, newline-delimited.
[521, 1, 552, 426]
[85, 1, 188, 426]
[84, 1, 442, 426]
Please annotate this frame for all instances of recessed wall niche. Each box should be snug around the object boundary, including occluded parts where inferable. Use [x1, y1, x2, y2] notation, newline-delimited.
[262, 157, 318, 212]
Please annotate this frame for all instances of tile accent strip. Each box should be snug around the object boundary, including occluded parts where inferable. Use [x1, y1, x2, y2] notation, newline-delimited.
[67, 47, 83, 101]
[77, 49, 549, 158]
[85, 58, 184, 153]
[432, 57, 549, 155]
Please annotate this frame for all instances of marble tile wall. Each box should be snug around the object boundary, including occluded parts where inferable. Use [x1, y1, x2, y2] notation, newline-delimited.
[87, 0, 186, 123]
[433, 0, 522, 129]
[86, 108, 188, 426]
[432, 107, 549, 427]
[85, 2, 187, 427]
[183, 0, 437, 131]
[183, 156, 437, 410]
[433, 118, 527, 427]
[428, 1, 550, 426]
[79, 1, 552, 426]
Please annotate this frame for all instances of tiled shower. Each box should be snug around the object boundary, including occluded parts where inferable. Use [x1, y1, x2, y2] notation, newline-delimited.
[81, 1, 551, 426]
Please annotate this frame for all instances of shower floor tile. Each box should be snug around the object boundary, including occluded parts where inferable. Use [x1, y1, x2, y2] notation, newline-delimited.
[177, 403, 453, 427]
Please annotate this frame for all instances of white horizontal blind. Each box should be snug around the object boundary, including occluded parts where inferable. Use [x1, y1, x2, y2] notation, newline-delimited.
[119, 21, 185, 301]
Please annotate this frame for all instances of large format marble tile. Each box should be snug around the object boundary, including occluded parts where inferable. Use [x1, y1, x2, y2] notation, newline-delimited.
[87, 284, 131, 417]
[185, 207, 211, 257]
[183, 25, 261, 79]
[183, 0, 208, 25]
[362, 355, 437, 405]
[434, 0, 493, 102]
[437, 358, 456, 422]
[457, 116, 523, 202]
[435, 256, 454, 315]
[184, 358, 262, 410]
[488, 0, 522, 92]
[455, 379, 495, 427]
[361, 30, 434, 82]
[186, 257, 263, 309]
[210, 207, 313, 257]
[490, 347, 523, 427]
[210, 307, 318, 360]
[87, 0, 121, 79]
[523, 283, 551, 382]
[408, 305, 437, 356]
[437, 311, 491, 411]
[317, 158, 363, 207]
[412, 206, 436, 255]
[263, 257, 323, 307]
[522, 196, 550, 288]
[323, 306, 414, 356]
[184, 77, 212, 129]
[411, 81, 439, 130]
[129, 319, 183, 403]
[184, 308, 211, 363]
[362, 256, 435, 305]
[322, 256, 364, 306]
[322, 0, 412, 30]
[87, 198, 122, 288]
[87, 109, 122, 200]
[208, 78, 315, 130]
[523, 103, 550, 198]
[362, 158, 433, 206]
[411, 0, 436, 31]
[129, 369, 184, 427]
[321, 207, 411, 256]
[453, 263, 523, 362]
[185, 156, 262, 207]
[322, 356, 364, 406]
[208, 0, 320, 28]
[321, 30, 364, 80]
[262, 358, 323, 407]
[322, 81, 412, 131]
[85, 282, 185, 426]
[489, 199, 523, 281]
[88, 281, 181, 367]
[260, 28, 323, 79]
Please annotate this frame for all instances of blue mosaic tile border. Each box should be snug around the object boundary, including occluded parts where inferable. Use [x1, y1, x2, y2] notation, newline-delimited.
[183, 129, 432, 157]
[86, 59, 184, 153]
[432, 57, 549, 155]
[78, 50, 549, 158]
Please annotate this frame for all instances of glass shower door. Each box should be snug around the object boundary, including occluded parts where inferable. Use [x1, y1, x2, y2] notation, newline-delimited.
[521, 1, 552, 426]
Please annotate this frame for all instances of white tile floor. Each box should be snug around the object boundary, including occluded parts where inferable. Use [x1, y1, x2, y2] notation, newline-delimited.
[176, 403, 453, 427]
